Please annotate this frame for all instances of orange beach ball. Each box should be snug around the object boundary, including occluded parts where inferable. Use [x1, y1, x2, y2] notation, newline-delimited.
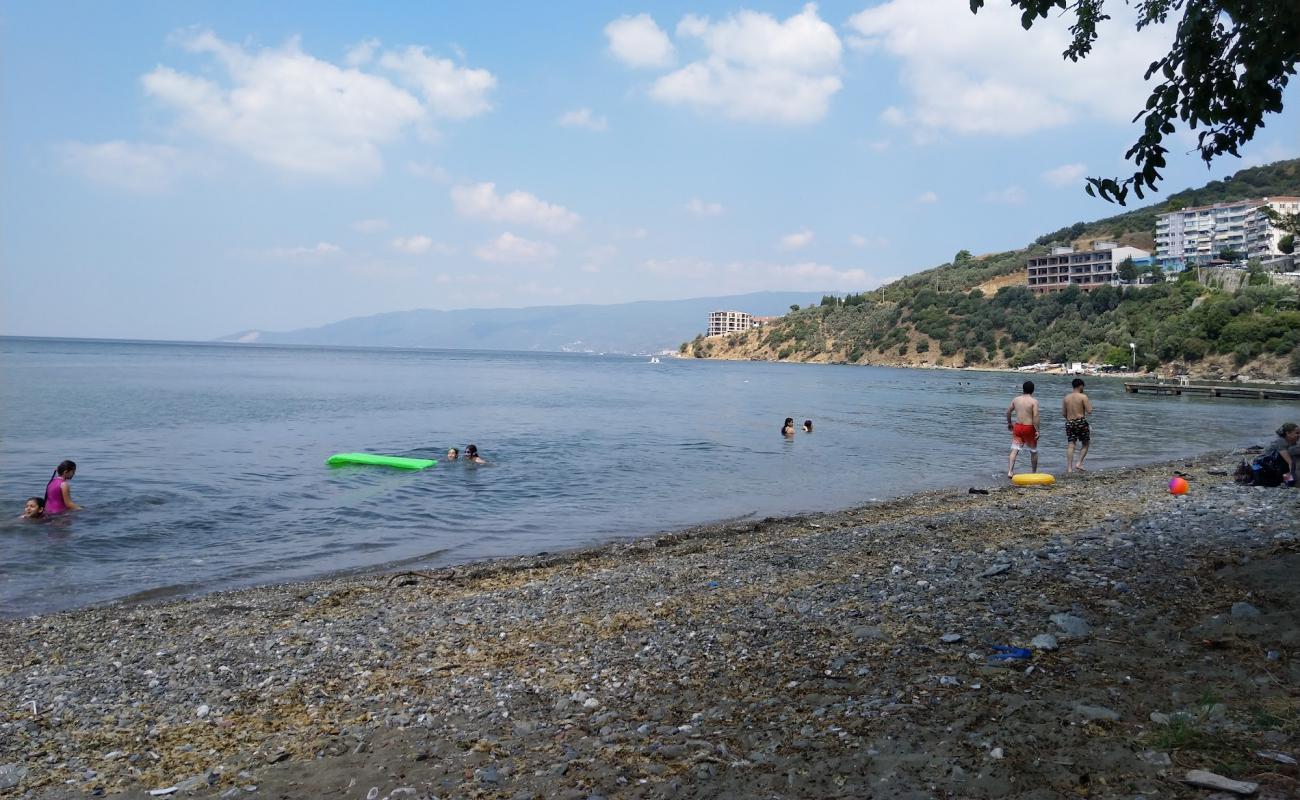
[1168, 476, 1189, 495]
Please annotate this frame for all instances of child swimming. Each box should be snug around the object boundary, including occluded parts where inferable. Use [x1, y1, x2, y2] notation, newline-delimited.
[20, 497, 45, 519]
[44, 460, 82, 515]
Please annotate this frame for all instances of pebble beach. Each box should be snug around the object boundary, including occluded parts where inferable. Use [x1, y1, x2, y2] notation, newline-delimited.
[2, 452, 1298, 799]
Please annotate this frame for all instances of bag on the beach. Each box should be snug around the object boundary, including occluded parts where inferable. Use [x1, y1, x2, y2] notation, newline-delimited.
[1249, 452, 1288, 487]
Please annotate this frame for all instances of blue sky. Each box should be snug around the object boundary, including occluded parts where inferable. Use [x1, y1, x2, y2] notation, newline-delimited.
[3, 1, 1297, 340]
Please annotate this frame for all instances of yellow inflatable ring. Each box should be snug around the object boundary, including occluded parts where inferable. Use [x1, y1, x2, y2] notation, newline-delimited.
[1011, 473, 1056, 486]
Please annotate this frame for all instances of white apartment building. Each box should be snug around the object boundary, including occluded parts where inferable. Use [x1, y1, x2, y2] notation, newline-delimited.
[707, 310, 753, 337]
[1026, 243, 1151, 294]
[1155, 196, 1300, 266]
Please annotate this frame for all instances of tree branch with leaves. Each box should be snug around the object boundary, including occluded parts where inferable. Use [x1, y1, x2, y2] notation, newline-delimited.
[969, 0, 1299, 205]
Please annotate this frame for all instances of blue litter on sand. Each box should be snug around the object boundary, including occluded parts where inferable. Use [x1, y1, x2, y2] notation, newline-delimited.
[987, 646, 1032, 661]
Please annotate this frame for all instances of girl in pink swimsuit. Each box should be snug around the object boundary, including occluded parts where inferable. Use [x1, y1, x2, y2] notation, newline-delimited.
[44, 460, 81, 515]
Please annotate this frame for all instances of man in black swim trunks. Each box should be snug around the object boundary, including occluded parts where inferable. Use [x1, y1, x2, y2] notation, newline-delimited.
[1063, 378, 1093, 473]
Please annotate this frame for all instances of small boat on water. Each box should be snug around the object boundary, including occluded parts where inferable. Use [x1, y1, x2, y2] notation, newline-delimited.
[649, 356, 660, 363]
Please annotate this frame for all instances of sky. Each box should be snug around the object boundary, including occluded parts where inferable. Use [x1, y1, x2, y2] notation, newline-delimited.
[3, 1, 1298, 340]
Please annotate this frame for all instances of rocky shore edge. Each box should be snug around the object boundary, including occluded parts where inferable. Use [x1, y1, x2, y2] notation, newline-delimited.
[2, 451, 1297, 799]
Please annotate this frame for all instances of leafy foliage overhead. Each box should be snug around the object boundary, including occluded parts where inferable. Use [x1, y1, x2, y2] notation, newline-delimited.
[969, 0, 1299, 205]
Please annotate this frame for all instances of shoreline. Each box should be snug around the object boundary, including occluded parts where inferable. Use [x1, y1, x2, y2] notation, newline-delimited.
[11, 450, 1223, 621]
[3, 450, 1298, 798]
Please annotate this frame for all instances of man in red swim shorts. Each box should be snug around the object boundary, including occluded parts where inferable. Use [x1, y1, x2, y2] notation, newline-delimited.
[1006, 380, 1040, 478]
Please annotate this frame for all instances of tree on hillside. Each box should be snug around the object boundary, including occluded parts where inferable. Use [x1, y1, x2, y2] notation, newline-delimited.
[969, 0, 1299, 205]
[1218, 247, 1245, 262]
[1261, 206, 1300, 255]
[1117, 257, 1139, 282]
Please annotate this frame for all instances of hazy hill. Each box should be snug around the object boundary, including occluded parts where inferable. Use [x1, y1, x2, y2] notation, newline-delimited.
[220, 292, 828, 354]
[692, 159, 1300, 379]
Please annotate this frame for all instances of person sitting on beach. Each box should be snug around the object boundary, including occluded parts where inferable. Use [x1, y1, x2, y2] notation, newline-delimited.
[1006, 382, 1040, 478]
[44, 460, 81, 515]
[20, 497, 45, 519]
[802, 419, 813, 433]
[446, 448, 459, 461]
[1267, 422, 1299, 485]
[464, 444, 488, 464]
[1063, 378, 1093, 473]
[782, 418, 796, 437]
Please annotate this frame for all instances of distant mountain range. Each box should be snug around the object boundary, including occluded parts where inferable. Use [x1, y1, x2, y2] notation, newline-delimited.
[218, 291, 828, 354]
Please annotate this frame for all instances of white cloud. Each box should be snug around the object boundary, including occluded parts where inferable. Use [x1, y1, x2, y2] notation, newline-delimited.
[391, 235, 449, 255]
[605, 14, 676, 68]
[59, 141, 187, 192]
[650, 4, 843, 124]
[685, 197, 724, 216]
[557, 108, 609, 132]
[405, 161, 450, 182]
[377, 45, 497, 119]
[352, 218, 389, 233]
[780, 228, 814, 250]
[619, 227, 650, 239]
[983, 185, 1026, 205]
[850, 233, 889, 248]
[142, 31, 427, 179]
[916, 190, 938, 204]
[451, 182, 580, 233]
[473, 232, 558, 263]
[643, 257, 877, 292]
[846, 0, 1174, 137]
[864, 138, 891, 152]
[582, 244, 619, 273]
[263, 242, 342, 259]
[880, 106, 906, 127]
[346, 38, 380, 66]
[1042, 162, 1087, 187]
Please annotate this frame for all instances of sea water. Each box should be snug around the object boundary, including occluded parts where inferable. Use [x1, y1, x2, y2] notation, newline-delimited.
[1, 337, 1293, 616]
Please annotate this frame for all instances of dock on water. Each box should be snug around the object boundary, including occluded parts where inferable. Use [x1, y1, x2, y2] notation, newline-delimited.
[1125, 381, 1300, 401]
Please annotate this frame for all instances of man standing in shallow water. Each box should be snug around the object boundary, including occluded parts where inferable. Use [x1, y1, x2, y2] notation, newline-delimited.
[1063, 378, 1094, 473]
[1006, 381, 1040, 478]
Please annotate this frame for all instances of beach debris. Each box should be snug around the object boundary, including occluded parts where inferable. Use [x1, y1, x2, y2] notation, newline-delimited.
[147, 788, 178, 797]
[987, 645, 1031, 663]
[989, 747, 1004, 759]
[1230, 602, 1261, 619]
[1030, 633, 1059, 651]
[1255, 750, 1297, 765]
[968, 488, 989, 495]
[196, 704, 210, 719]
[940, 633, 962, 643]
[1049, 613, 1091, 637]
[1182, 769, 1258, 795]
[979, 563, 1011, 578]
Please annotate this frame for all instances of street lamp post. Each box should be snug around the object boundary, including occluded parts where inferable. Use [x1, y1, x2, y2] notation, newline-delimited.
[1130, 342, 1136, 371]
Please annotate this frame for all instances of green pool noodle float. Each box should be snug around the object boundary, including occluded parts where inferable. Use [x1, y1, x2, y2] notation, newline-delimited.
[326, 453, 437, 470]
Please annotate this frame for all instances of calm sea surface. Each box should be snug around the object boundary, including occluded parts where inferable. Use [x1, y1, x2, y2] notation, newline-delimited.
[2, 337, 1295, 616]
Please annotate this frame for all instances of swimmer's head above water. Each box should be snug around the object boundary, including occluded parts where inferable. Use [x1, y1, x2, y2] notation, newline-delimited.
[447, 448, 459, 460]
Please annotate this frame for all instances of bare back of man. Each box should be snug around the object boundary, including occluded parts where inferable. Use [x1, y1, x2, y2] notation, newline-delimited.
[1063, 379, 1094, 473]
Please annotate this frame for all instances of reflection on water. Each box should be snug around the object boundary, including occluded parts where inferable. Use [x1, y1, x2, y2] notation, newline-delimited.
[2, 337, 1295, 616]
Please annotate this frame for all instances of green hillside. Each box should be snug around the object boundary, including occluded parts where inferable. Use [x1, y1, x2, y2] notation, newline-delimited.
[688, 159, 1300, 378]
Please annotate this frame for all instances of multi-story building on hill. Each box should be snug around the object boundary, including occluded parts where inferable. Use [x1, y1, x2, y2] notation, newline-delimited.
[1026, 242, 1151, 294]
[707, 310, 753, 337]
[1155, 196, 1300, 267]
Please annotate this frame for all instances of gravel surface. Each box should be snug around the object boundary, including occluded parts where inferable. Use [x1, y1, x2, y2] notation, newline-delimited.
[2, 452, 1297, 799]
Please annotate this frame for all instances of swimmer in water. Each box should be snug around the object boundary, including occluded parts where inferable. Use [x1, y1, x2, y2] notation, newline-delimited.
[44, 460, 81, 515]
[446, 447, 459, 461]
[782, 418, 795, 437]
[20, 497, 45, 519]
[802, 419, 813, 433]
[465, 444, 488, 464]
